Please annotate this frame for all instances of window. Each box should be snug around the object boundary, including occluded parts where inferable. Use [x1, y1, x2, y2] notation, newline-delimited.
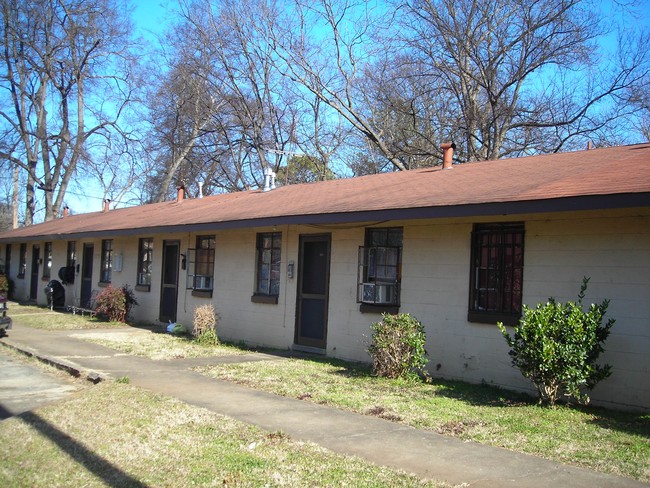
[187, 235, 215, 297]
[100, 239, 113, 283]
[18, 243, 26, 278]
[253, 232, 281, 303]
[67, 241, 76, 267]
[137, 238, 153, 289]
[43, 242, 52, 279]
[468, 223, 524, 325]
[357, 227, 402, 311]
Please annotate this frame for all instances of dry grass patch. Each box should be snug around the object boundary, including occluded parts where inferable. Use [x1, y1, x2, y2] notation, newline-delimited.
[0, 382, 445, 487]
[73, 331, 247, 360]
[9, 302, 125, 330]
[195, 357, 650, 482]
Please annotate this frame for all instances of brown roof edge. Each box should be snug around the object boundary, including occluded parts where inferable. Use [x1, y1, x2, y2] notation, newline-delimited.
[2, 192, 646, 243]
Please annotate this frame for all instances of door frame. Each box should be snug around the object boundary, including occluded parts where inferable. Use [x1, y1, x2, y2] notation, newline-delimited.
[294, 233, 331, 350]
[159, 240, 180, 323]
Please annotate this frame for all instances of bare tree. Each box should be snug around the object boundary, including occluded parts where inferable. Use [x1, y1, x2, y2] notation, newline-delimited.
[265, 0, 411, 171]
[145, 48, 223, 202]
[144, 0, 301, 199]
[0, 0, 137, 223]
[395, 0, 650, 161]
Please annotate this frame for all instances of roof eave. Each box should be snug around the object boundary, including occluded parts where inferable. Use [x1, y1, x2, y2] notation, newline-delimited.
[0, 192, 646, 243]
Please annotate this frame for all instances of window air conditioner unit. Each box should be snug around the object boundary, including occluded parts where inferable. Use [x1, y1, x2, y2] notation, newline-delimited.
[361, 283, 395, 304]
[194, 275, 212, 290]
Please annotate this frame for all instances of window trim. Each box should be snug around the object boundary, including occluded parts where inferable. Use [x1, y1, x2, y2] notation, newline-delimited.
[187, 235, 215, 298]
[136, 237, 153, 291]
[357, 227, 403, 312]
[100, 239, 113, 284]
[252, 231, 282, 304]
[468, 222, 525, 326]
[66, 241, 76, 268]
[18, 243, 26, 279]
[43, 242, 52, 280]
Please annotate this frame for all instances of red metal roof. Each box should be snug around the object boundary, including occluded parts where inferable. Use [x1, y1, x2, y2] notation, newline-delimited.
[1, 143, 649, 241]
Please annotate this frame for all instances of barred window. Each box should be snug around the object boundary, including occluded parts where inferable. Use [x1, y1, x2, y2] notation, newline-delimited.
[187, 236, 215, 296]
[137, 238, 153, 288]
[100, 239, 113, 283]
[255, 232, 282, 297]
[468, 223, 524, 325]
[357, 228, 402, 308]
[18, 243, 26, 278]
[67, 241, 76, 268]
[43, 242, 52, 279]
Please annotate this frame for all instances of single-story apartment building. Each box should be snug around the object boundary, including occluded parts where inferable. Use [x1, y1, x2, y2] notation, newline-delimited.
[0, 143, 648, 411]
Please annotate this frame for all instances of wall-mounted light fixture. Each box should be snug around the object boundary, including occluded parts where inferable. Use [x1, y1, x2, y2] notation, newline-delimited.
[287, 261, 294, 279]
[180, 253, 187, 270]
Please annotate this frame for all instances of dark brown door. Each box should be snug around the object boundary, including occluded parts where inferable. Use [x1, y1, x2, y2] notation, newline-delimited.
[159, 240, 180, 323]
[29, 245, 40, 300]
[295, 234, 331, 349]
[80, 243, 94, 307]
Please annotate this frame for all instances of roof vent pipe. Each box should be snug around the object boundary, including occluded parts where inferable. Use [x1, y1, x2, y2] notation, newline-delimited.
[441, 142, 456, 169]
[103, 199, 111, 212]
[176, 184, 185, 203]
[263, 167, 272, 191]
[198, 181, 204, 198]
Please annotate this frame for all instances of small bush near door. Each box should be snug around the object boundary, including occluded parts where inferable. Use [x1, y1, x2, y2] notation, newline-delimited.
[498, 277, 615, 406]
[192, 303, 219, 346]
[368, 313, 428, 381]
[94, 285, 138, 322]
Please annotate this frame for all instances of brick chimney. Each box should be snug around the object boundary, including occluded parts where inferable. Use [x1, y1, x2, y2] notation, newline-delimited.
[103, 199, 111, 212]
[176, 184, 185, 203]
[441, 142, 456, 169]
[62, 206, 69, 218]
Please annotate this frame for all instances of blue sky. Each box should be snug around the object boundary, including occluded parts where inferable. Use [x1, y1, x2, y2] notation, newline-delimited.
[132, 0, 177, 40]
[65, 0, 649, 215]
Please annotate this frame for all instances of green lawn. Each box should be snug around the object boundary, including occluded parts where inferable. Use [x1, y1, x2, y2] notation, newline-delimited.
[8, 304, 650, 483]
[0, 381, 442, 487]
[194, 357, 650, 482]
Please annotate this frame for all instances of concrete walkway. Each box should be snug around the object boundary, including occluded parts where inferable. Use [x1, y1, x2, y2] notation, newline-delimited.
[1, 323, 645, 488]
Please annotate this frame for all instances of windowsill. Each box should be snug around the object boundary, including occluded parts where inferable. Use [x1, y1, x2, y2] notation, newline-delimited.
[97, 281, 111, 288]
[191, 289, 213, 298]
[359, 303, 399, 314]
[135, 284, 150, 292]
[467, 310, 521, 326]
[251, 294, 279, 304]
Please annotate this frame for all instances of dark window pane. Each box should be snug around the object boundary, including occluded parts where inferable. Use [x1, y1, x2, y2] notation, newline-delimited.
[470, 223, 524, 319]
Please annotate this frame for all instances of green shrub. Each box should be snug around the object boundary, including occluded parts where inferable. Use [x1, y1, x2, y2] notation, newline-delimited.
[192, 303, 219, 346]
[94, 284, 138, 323]
[498, 277, 614, 406]
[368, 313, 428, 381]
[121, 284, 139, 319]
